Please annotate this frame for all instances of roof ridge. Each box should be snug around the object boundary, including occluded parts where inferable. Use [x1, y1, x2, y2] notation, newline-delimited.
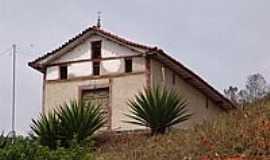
[92, 26, 154, 50]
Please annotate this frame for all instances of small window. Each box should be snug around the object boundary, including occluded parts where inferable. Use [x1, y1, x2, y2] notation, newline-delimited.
[59, 65, 68, 80]
[91, 41, 101, 59]
[93, 62, 100, 76]
[172, 72, 176, 85]
[125, 58, 133, 73]
[206, 97, 209, 109]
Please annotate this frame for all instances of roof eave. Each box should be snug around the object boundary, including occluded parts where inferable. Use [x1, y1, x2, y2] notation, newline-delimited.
[28, 62, 45, 73]
[146, 49, 236, 110]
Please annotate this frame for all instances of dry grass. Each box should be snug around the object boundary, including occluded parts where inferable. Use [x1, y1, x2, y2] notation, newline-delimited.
[94, 101, 270, 160]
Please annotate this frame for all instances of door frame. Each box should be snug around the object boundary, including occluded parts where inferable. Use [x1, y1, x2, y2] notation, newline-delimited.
[78, 82, 112, 130]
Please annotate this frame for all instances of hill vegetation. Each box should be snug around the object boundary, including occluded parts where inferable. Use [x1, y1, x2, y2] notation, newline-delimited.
[94, 100, 270, 160]
[1, 86, 270, 159]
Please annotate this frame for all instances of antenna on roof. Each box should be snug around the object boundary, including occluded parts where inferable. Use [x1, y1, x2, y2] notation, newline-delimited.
[97, 11, 102, 28]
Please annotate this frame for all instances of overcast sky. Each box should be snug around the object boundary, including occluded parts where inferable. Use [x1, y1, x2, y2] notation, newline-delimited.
[1, 0, 270, 135]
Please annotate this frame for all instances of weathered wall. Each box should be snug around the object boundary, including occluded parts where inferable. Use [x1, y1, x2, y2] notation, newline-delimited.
[150, 59, 223, 128]
[46, 57, 145, 81]
[111, 74, 146, 131]
[100, 57, 145, 75]
[46, 66, 59, 80]
[68, 62, 93, 78]
[43, 33, 148, 131]
[46, 62, 93, 80]
[44, 79, 110, 113]
[44, 73, 146, 131]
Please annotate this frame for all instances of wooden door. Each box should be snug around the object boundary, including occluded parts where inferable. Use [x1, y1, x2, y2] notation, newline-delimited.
[81, 88, 110, 129]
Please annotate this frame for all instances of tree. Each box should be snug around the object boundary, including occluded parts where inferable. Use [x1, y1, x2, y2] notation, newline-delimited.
[224, 86, 238, 104]
[245, 73, 268, 101]
[238, 89, 250, 104]
[224, 73, 269, 105]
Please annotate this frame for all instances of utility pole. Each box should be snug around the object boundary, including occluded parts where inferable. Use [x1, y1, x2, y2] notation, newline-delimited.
[11, 44, 16, 138]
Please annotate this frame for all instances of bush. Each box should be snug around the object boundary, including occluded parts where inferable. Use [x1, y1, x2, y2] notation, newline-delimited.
[30, 100, 106, 149]
[125, 87, 192, 135]
[0, 133, 10, 149]
[0, 136, 93, 160]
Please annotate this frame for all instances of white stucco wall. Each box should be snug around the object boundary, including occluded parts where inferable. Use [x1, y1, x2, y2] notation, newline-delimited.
[46, 66, 59, 80]
[54, 41, 91, 63]
[54, 35, 140, 63]
[111, 74, 146, 131]
[44, 73, 147, 131]
[44, 78, 110, 113]
[68, 62, 92, 78]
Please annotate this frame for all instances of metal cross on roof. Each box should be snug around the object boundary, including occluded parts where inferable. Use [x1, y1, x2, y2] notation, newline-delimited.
[97, 11, 102, 28]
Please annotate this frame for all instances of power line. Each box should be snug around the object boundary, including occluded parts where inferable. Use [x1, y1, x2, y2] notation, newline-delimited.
[0, 44, 38, 58]
[16, 45, 39, 57]
[0, 47, 12, 56]
[17, 50, 37, 57]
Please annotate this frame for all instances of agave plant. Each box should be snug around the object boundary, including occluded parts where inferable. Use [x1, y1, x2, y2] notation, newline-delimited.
[30, 100, 106, 149]
[57, 101, 106, 147]
[125, 87, 192, 135]
[30, 113, 60, 149]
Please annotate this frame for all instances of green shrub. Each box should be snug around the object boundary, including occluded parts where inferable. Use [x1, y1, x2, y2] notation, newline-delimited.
[0, 133, 10, 149]
[0, 136, 93, 160]
[30, 100, 106, 149]
[125, 87, 192, 135]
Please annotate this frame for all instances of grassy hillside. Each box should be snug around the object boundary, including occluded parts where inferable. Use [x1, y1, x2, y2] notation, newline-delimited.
[94, 101, 270, 160]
